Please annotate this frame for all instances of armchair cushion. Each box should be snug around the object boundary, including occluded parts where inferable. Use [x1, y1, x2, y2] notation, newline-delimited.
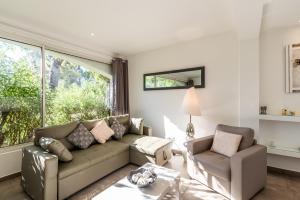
[211, 130, 242, 157]
[194, 150, 231, 181]
[216, 124, 254, 151]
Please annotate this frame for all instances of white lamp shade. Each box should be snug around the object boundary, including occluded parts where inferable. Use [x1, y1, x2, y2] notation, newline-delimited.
[182, 87, 201, 116]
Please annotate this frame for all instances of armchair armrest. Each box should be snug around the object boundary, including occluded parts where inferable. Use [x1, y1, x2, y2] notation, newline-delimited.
[231, 144, 267, 200]
[21, 145, 58, 200]
[143, 126, 152, 136]
[186, 135, 214, 155]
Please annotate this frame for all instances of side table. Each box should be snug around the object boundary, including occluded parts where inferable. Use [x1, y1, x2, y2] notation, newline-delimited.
[171, 136, 195, 162]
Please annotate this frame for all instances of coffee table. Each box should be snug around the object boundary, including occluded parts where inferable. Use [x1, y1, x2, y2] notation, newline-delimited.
[92, 163, 181, 200]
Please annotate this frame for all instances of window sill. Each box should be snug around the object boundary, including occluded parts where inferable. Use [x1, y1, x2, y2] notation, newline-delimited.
[0, 142, 33, 154]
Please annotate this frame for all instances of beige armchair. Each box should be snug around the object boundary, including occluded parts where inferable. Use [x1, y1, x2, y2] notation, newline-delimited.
[186, 124, 267, 200]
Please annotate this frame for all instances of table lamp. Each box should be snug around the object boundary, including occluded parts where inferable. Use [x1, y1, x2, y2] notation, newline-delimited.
[182, 87, 201, 137]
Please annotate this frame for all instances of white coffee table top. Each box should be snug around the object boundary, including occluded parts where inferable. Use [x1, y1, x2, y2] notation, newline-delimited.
[92, 163, 180, 200]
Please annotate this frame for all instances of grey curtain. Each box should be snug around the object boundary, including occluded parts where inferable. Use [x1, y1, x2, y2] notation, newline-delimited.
[112, 58, 129, 115]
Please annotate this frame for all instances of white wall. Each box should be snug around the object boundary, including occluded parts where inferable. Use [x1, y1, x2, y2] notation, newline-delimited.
[239, 38, 260, 135]
[128, 32, 239, 148]
[0, 143, 31, 178]
[260, 26, 300, 172]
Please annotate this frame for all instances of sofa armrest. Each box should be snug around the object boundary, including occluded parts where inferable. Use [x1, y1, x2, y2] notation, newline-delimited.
[231, 144, 267, 200]
[143, 126, 152, 136]
[22, 145, 58, 200]
[186, 135, 214, 155]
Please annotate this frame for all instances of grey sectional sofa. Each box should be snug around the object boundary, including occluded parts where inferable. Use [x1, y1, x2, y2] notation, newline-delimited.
[21, 115, 172, 200]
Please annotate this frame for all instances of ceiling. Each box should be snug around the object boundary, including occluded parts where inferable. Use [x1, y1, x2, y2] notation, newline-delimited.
[0, 0, 298, 56]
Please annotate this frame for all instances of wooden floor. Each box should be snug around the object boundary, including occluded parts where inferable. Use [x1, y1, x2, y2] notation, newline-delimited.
[0, 155, 299, 200]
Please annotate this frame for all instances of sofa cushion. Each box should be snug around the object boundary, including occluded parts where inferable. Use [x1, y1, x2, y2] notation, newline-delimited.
[67, 123, 95, 149]
[90, 120, 114, 144]
[108, 114, 130, 133]
[58, 141, 129, 179]
[129, 136, 171, 156]
[129, 118, 144, 135]
[119, 134, 145, 145]
[34, 121, 79, 149]
[194, 150, 231, 181]
[111, 119, 126, 140]
[216, 124, 254, 151]
[39, 137, 73, 162]
[81, 118, 109, 131]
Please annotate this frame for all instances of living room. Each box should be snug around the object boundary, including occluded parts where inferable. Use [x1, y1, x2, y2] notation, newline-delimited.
[0, 0, 300, 200]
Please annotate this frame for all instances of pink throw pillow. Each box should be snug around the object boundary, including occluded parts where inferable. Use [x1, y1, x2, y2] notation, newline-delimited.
[90, 120, 114, 144]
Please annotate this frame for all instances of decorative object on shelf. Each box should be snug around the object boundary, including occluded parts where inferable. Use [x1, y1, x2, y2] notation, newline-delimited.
[281, 108, 288, 116]
[260, 106, 267, 115]
[182, 87, 201, 137]
[288, 111, 296, 116]
[281, 108, 296, 116]
[286, 43, 300, 93]
[127, 167, 157, 187]
[143, 66, 205, 90]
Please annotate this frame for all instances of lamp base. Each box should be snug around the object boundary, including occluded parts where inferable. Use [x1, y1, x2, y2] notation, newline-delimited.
[186, 122, 195, 138]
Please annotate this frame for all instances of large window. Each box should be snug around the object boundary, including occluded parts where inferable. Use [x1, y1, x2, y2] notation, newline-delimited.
[45, 51, 110, 126]
[0, 38, 111, 148]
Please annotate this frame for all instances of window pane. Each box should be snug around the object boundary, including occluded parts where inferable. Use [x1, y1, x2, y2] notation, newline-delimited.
[45, 50, 111, 126]
[0, 38, 42, 147]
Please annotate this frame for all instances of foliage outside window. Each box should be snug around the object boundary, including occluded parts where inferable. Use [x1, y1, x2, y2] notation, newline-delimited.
[0, 39, 111, 148]
[45, 51, 110, 126]
[145, 75, 186, 88]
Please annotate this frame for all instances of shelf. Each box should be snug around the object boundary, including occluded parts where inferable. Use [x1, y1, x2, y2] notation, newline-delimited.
[267, 146, 300, 159]
[259, 114, 300, 122]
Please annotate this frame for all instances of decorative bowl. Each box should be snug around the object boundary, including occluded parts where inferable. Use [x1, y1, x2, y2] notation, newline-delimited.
[127, 167, 157, 188]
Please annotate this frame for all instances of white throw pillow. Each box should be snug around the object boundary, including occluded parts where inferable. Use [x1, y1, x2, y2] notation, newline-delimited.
[90, 120, 114, 144]
[211, 130, 242, 157]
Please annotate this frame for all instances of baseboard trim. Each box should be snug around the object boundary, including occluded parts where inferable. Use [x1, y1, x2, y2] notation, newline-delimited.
[267, 166, 300, 177]
[0, 172, 20, 182]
